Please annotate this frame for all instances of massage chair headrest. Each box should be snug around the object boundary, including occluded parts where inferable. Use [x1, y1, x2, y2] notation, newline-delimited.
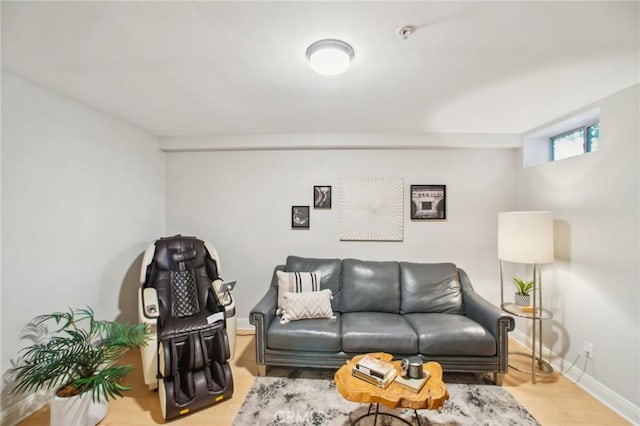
[151, 236, 207, 272]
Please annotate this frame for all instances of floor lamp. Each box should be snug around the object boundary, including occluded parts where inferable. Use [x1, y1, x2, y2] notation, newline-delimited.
[498, 211, 554, 383]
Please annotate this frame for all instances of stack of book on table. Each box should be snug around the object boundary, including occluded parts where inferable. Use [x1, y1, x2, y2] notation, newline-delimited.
[352, 355, 396, 389]
[394, 371, 431, 393]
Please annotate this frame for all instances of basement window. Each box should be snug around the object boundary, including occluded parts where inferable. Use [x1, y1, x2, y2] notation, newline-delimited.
[522, 108, 600, 167]
[551, 122, 600, 161]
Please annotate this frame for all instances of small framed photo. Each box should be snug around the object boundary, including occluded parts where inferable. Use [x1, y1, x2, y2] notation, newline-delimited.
[410, 185, 446, 220]
[313, 185, 332, 209]
[291, 206, 310, 228]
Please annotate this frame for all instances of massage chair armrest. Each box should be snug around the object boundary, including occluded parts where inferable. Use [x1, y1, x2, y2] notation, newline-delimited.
[138, 287, 159, 389]
[458, 268, 515, 339]
[211, 279, 236, 307]
[139, 287, 160, 324]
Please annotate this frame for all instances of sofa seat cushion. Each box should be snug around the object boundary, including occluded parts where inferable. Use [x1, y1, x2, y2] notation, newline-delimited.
[342, 312, 418, 354]
[267, 313, 341, 352]
[404, 313, 496, 356]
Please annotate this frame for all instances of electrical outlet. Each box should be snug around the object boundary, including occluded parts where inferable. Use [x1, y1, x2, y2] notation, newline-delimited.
[583, 341, 594, 359]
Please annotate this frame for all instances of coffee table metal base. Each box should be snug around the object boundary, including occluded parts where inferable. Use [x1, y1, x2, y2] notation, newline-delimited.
[352, 402, 421, 426]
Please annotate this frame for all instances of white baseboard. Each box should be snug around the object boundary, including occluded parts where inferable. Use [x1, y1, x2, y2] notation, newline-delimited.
[510, 329, 640, 425]
[236, 317, 255, 334]
[0, 390, 50, 426]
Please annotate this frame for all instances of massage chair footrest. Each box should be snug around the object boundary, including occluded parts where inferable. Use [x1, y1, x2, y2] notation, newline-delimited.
[161, 363, 234, 420]
[159, 329, 234, 420]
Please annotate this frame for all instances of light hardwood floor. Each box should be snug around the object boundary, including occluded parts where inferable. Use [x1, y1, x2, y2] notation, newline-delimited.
[18, 334, 630, 425]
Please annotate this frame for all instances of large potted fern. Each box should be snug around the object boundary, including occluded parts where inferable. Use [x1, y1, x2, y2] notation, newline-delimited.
[12, 307, 149, 426]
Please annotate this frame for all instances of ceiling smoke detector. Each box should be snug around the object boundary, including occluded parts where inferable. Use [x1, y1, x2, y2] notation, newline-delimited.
[398, 25, 415, 40]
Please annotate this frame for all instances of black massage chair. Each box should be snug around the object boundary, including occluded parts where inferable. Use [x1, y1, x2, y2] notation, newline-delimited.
[138, 235, 234, 419]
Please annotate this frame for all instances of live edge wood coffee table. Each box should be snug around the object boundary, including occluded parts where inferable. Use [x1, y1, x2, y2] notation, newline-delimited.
[334, 353, 449, 426]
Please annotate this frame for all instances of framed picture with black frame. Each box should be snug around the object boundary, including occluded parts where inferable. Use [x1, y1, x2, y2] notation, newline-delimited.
[291, 206, 310, 228]
[313, 185, 332, 209]
[410, 185, 446, 220]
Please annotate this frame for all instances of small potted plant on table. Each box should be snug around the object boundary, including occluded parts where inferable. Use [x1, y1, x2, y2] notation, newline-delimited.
[12, 307, 149, 426]
[512, 276, 534, 307]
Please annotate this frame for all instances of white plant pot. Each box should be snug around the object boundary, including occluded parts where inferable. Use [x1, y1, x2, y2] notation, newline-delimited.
[50, 391, 108, 426]
[515, 293, 531, 307]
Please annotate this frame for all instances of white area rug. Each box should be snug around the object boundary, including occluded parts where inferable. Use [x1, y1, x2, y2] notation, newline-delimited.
[233, 369, 539, 426]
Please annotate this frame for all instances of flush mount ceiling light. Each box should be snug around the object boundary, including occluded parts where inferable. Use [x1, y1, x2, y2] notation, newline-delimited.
[306, 39, 355, 76]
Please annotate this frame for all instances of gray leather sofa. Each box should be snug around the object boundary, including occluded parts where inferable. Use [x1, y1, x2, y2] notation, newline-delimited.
[250, 256, 515, 384]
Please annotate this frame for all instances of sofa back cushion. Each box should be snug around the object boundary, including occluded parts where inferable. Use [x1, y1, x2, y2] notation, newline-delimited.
[400, 262, 464, 314]
[342, 259, 400, 313]
[285, 256, 343, 311]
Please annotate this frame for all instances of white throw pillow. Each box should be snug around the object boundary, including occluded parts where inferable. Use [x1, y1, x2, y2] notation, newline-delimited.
[280, 289, 333, 324]
[276, 270, 322, 315]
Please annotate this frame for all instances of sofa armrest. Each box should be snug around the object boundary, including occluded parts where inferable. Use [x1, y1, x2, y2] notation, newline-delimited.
[250, 287, 278, 330]
[458, 268, 514, 336]
[458, 269, 515, 372]
[249, 265, 284, 365]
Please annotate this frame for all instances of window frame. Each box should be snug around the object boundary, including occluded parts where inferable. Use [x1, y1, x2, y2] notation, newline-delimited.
[550, 121, 600, 161]
[586, 122, 600, 153]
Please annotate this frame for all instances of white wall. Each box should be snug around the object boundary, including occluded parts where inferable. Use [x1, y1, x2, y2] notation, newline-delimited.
[516, 84, 640, 414]
[2, 68, 634, 422]
[165, 143, 518, 325]
[1, 72, 166, 377]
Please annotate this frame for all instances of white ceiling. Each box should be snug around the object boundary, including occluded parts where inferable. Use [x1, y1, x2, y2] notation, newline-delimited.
[2, 1, 638, 140]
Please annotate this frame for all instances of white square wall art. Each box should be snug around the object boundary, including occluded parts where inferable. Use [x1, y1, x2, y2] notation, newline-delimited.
[339, 177, 404, 241]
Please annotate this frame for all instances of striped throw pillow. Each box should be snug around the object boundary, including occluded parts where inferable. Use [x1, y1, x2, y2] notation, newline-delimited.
[276, 270, 322, 315]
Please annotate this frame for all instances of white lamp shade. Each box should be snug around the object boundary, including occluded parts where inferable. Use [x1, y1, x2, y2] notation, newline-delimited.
[498, 211, 554, 264]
